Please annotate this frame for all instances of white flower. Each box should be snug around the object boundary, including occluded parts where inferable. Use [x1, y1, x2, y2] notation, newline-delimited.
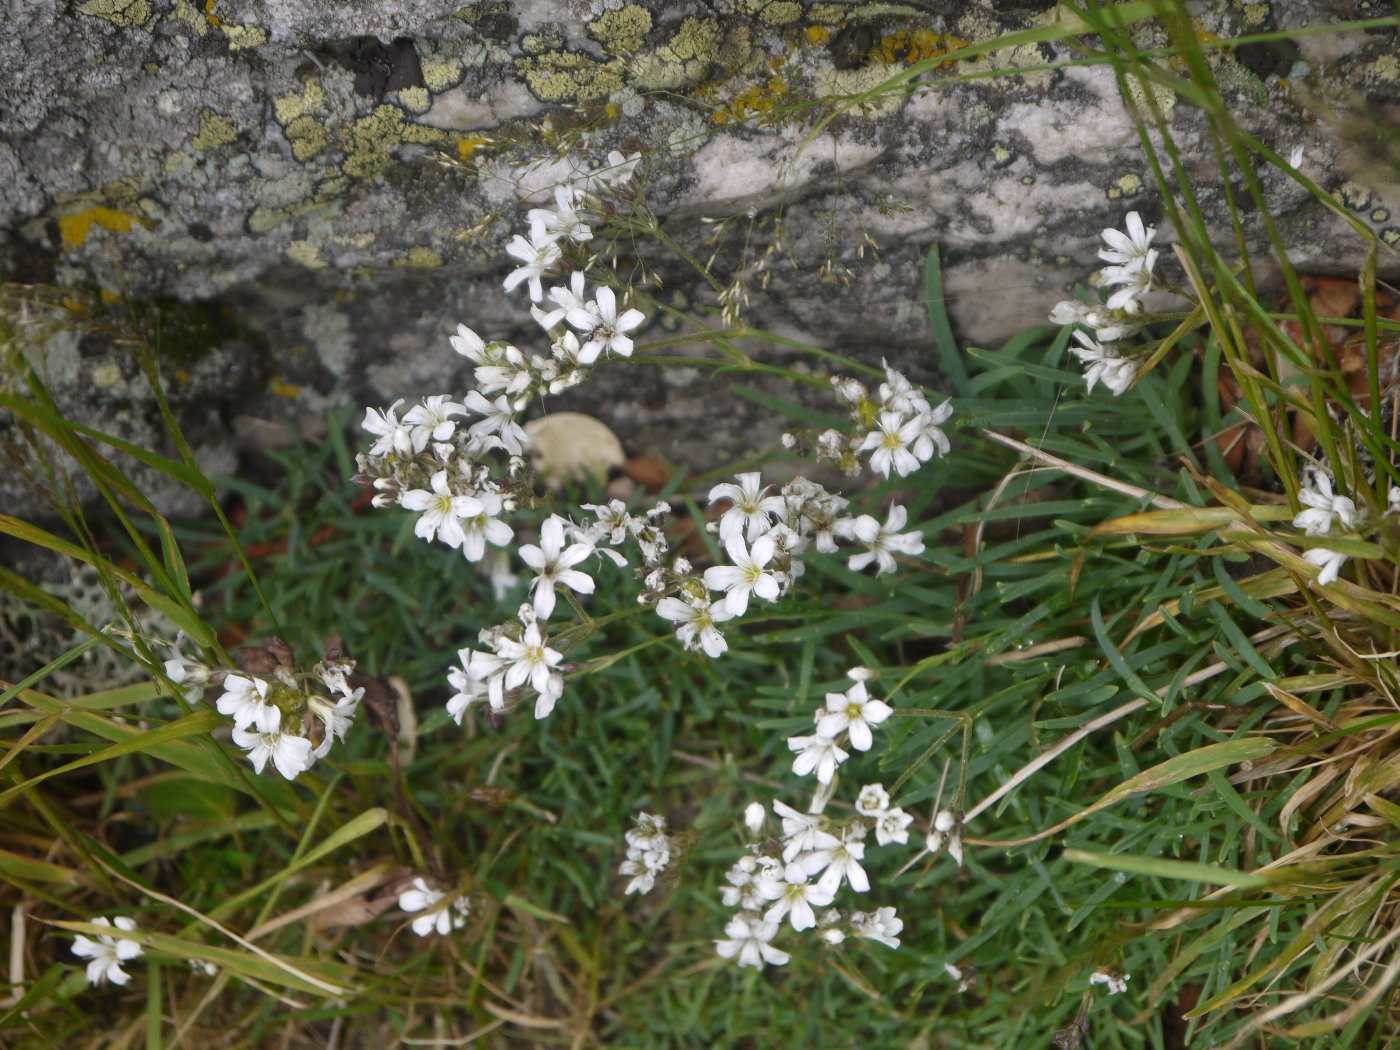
[446, 659, 488, 724]
[772, 799, 839, 863]
[709, 472, 786, 543]
[232, 727, 315, 780]
[496, 621, 565, 717]
[72, 917, 143, 986]
[855, 783, 891, 817]
[458, 491, 514, 563]
[787, 733, 849, 785]
[715, 914, 791, 970]
[816, 681, 893, 751]
[758, 864, 836, 931]
[860, 411, 923, 478]
[518, 516, 595, 621]
[703, 534, 781, 617]
[1069, 331, 1138, 396]
[399, 470, 471, 549]
[571, 286, 646, 364]
[656, 593, 735, 657]
[399, 878, 470, 937]
[1293, 473, 1359, 535]
[528, 185, 593, 244]
[851, 907, 903, 949]
[1096, 256, 1158, 311]
[877, 362, 919, 415]
[875, 808, 914, 846]
[911, 397, 954, 462]
[215, 674, 279, 733]
[403, 395, 467, 447]
[1098, 211, 1157, 269]
[841, 505, 925, 576]
[620, 813, 672, 895]
[812, 826, 870, 895]
[464, 391, 528, 455]
[1090, 969, 1130, 995]
[363, 398, 417, 458]
[1303, 545, 1348, 585]
[503, 230, 562, 302]
[928, 808, 964, 866]
[744, 802, 766, 835]
[307, 689, 361, 759]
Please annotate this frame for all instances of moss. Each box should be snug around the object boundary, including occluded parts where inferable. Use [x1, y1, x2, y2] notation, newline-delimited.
[588, 6, 653, 56]
[76, 0, 154, 30]
[517, 53, 626, 103]
[192, 109, 239, 151]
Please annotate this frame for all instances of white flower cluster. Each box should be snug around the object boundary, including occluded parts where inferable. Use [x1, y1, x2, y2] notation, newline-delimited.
[619, 812, 674, 896]
[716, 726, 911, 971]
[1050, 211, 1160, 396]
[653, 475, 925, 658]
[72, 916, 143, 986]
[808, 360, 953, 477]
[787, 668, 894, 786]
[167, 644, 363, 781]
[1292, 470, 1364, 585]
[398, 877, 471, 937]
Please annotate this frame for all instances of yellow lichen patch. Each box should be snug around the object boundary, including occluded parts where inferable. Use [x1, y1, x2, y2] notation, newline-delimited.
[269, 377, 302, 398]
[219, 22, 268, 51]
[394, 247, 444, 269]
[168, 0, 209, 35]
[871, 28, 965, 66]
[1117, 173, 1143, 195]
[805, 25, 832, 47]
[286, 240, 325, 269]
[274, 79, 326, 125]
[77, 0, 154, 29]
[59, 206, 145, 249]
[588, 6, 653, 56]
[659, 17, 720, 62]
[285, 115, 330, 161]
[517, 53, 626, 103]
[340, 105, 452, 179]
[91, 362, 123, 388]
[711, 77, 788, 125]
[1375, 54, 1399, 81]
[192, 109, 239, 150]
[203, 0, 220, 25]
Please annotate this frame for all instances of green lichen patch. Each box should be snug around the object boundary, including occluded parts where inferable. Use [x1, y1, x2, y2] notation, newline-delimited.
[168, 0, 210, 36]
[396, 86, 431, 114]
[758, 1, 802, 26]
[274, 79, 327, 125]
[339, 105, 453, 179]
[286, 240, 326, 269]
[219, 21, 268, 50]
[192, 109, 239, 151]
[517, 52, 626, 104]
[284, 116, 330, 161]
[393, 247, 444, 269]
[77, 0, 154, 30]
[659, 17, 721, 62]
[588, 6, 653, 57]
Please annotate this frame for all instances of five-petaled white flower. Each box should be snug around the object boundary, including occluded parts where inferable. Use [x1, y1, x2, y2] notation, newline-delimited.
[232, 727, 315, 780]
[399, 470, 472, 549]
[703, 534, 781, 617]
[816, 681, 893, 751]
[773, 799, 839, 862]
[215, 674, 280, 733]
[72, 917, 143, 986]
[528, 185, 594, 245]
[656, 594, 735, 658]
[850, 906, 902, 949]
[1293, 473, 1359, 536]
[458, 491, 513, 563]
[363, 399, 417, 458]
[399, 877, 470, 937]
[860, 411, 924, 478]
[1303, 545, 1348, 585]
[403, 396, 467, 447]
[503, 231, 563, 302]
[570, 286, 646, 364]
[788, 733, 849, 785]
[757, 863, 836, 931]
[1069, 331, 1138, 396]
[1098, 211, 1156, 268]
[464, 391, 529, 455]
[496, 622, 565, 717]
[841, 505, 925, 576]
[715, 914, 791, 970]
[518, 516, 596, 620]
[709, 473, 786, 543]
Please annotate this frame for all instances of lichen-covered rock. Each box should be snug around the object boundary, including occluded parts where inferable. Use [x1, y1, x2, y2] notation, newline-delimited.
[2, 1, 1396, 493]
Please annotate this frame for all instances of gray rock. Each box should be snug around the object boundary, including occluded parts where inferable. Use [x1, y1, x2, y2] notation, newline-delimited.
[2, 0, 1397, 497]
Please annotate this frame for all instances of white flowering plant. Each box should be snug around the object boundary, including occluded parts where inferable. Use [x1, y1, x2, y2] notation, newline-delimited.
[4, 7, 1400, 1048]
